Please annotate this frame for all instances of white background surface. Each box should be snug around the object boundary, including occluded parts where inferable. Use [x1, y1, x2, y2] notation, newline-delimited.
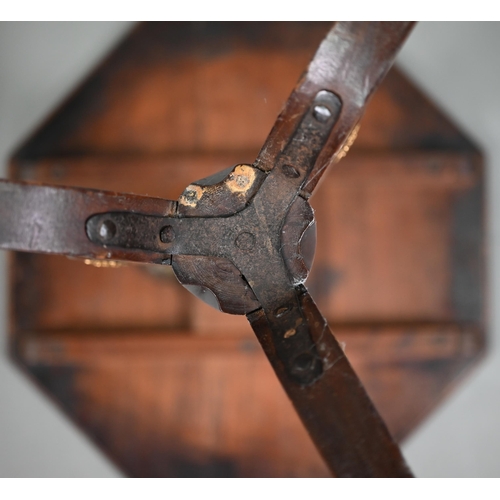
[0, 22, 499, 477]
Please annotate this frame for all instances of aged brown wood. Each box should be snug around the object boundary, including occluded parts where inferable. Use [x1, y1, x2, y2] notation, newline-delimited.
[5, 22, 485, 477]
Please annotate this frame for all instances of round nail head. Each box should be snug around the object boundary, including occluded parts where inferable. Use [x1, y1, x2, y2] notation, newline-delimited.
[99, 220, 116, 241]
[160, 225, 175, 244]
[313, 104, 332, 123]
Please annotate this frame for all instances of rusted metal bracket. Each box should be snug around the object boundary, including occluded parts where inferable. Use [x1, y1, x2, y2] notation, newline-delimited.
[86, 90, 341, 385]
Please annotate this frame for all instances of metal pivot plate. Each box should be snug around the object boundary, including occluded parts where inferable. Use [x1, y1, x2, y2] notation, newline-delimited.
[86, 90, 342, 386]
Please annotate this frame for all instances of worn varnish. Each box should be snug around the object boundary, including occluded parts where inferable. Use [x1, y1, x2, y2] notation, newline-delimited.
[7, 22, 485, 477]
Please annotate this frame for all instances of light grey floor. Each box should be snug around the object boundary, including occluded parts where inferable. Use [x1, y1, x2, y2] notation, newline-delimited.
[0, 22, 499, 477]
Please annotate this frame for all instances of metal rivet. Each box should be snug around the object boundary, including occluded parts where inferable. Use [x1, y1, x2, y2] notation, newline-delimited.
[313, 104, 332, 123]
[291, 352, 315, 373]
[160, 225, 175, 244]
[235, 232, 256, 251]
[98, 220, 116, 241]
[281, 164, 300, 178]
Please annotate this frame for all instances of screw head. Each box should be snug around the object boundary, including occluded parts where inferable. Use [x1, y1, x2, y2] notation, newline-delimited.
[229, 173, 250, 189]
[98, 220, 116, 241]
[291, 352, 315, 372]
[289, 351, 323, 384]
[184, 190, 198, 201]
[312, 104, 332, 123]
[160, 225, 175, 244]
